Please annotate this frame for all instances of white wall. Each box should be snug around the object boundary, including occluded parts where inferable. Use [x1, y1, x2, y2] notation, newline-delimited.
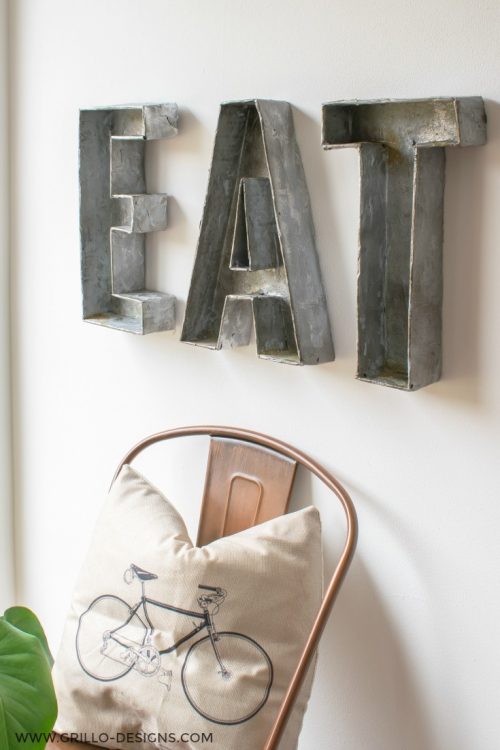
[9, 1, 500, 748]
[0, 0, 13, 612]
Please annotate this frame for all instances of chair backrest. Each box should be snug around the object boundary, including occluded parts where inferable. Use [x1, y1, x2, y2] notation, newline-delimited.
[197, 436, 297, 545]
[114, 425, 358, 750]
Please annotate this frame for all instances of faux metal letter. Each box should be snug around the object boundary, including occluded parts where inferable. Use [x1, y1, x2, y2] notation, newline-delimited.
[181, 100, 334, 365]
[322, 97, 486, 390]
[80, 104, 178, 334]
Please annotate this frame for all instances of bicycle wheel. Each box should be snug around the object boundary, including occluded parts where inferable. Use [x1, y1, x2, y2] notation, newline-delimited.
[76, 594, 146, 681]
[181, 631, 273, 725]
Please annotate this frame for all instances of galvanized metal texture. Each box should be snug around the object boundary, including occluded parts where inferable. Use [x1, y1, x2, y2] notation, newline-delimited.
[322, 97, 486, 390]
[181, 100, 335, 365]
[80, 104, 178, 334]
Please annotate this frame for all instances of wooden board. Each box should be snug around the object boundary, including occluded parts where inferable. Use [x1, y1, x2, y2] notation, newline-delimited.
[197, 437, 297, 546]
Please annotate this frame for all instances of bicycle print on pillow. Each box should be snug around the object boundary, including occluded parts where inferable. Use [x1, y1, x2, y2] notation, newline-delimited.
[75, 563, 274, 726]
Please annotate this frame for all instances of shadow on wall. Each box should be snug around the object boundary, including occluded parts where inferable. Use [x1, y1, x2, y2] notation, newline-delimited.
[432, 98, 498, 408]
[290, 468, 434, 750]
[293, 106, 358, 372]
[145, 107, 208, 331]
[291, 106, 358, 368]
[310, 557, 434, 750]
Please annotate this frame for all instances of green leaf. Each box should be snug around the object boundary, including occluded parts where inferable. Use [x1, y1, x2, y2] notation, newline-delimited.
[0, 615, 57, 749]
[3, 607, 54, 668]
[0, 699, 9, 746]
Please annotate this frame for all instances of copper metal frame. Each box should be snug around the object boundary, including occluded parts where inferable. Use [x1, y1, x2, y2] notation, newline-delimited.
[114, 425, 358, 750]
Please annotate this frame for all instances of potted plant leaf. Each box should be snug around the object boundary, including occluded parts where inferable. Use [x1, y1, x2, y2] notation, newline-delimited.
[0, 607, 57, 749]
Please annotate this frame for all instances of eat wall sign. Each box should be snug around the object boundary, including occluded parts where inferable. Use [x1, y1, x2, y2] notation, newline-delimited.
[79, 97, 486, 391]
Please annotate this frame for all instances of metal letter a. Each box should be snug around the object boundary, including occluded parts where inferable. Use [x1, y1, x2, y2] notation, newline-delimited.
[181, 100, 334, 365]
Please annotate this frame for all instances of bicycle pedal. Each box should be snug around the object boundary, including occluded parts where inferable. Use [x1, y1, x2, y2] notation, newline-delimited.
[121, 650, 135, 664]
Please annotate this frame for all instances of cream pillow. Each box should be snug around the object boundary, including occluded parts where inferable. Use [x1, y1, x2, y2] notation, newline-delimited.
[53, 465, 323, 750]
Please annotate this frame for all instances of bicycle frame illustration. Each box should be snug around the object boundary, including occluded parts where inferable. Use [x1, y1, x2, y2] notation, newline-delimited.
[76, 563, 273, 725]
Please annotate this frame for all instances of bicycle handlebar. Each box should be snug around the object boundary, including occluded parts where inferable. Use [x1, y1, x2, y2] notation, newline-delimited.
[197, 585, 227, 610]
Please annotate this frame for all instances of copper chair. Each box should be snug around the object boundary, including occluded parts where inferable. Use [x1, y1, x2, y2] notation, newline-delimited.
[48, 425, 357, 750]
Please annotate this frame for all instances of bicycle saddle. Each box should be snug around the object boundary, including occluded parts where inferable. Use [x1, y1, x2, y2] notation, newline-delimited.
[131, 563, 158, 581]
